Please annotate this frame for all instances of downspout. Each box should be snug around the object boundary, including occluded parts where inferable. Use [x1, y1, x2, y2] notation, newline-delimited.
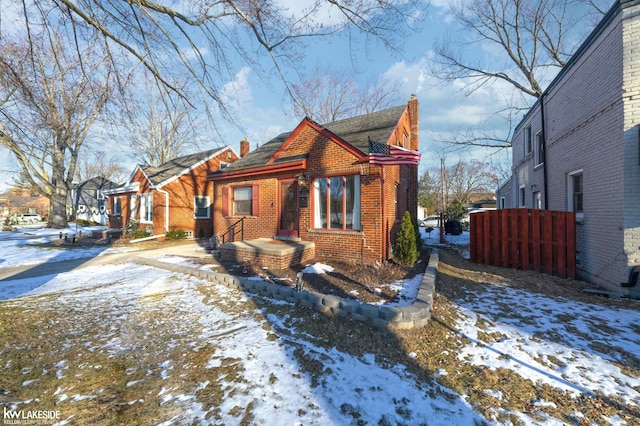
[540, 93, 549, 210]
[381, 166, 387, 261]
[156, 187, 170, 234]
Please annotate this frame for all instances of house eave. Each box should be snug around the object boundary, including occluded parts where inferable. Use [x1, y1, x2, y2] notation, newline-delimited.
[102, 182, 140, 195]
[207, 159, 307, 181]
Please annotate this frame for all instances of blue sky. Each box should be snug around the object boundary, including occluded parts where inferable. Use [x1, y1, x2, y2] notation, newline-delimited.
[208, 0, 516, 179]
[0, 0, 608, 191]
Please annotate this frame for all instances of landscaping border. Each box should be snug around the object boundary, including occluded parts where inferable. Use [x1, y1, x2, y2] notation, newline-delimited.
[131, 248, 438, 329]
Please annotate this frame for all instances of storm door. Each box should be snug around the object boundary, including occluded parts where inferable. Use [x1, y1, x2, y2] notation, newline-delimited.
[278, 180, 298, 237]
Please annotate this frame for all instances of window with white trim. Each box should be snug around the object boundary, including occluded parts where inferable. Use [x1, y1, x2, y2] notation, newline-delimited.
[112, 196, 122, 216]
[568, 170, 583, 215]
[499, 196, 505, 209]
[534, 131, 544, 166]
[140, 193, 153, 223]
[313, 175, 360, 230]
[194, 196, 210, 219]
[519, 185, 526, 208]
[533, 191, 542, 209]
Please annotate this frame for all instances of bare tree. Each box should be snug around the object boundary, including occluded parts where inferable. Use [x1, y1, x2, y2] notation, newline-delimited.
[7, 0, 420, 112]
[290, 66, 401, 123]
[75, 152, 127, 184]
[0, 29, 114, 228]
[431, 0, 609, 148]
[446, 159, 499, 204]
[124, 72, 203, 167]
[421, 159, 498, 213]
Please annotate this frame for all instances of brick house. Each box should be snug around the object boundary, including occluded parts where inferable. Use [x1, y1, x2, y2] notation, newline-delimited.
[105, 147, 239, 238]
[208, 95, 420, 266]
[497, 0, 640, 295]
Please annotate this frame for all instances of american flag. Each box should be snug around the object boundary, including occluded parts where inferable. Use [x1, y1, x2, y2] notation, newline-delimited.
[368, 139, 421, 166]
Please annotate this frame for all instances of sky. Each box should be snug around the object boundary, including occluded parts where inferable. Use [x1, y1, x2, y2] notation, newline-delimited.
[0, 224, 638, 424]
[0, 0, 611, 192]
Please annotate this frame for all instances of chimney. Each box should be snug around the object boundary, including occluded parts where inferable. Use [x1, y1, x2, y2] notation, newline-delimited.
[240, 138, 250, 157]
[408, 94, 419, 151]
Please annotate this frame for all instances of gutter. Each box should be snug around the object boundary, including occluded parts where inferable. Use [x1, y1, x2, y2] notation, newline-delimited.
[155, 187, 170, 233]
[130, 234, 165, 243]
[540, 94, 549, 210]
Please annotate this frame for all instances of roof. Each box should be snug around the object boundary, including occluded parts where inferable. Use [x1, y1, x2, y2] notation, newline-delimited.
[221, 105, 407, 173]
[514, 0, 632, 133]
[139, 146, 233, 187]
[76, 176, 120, 191]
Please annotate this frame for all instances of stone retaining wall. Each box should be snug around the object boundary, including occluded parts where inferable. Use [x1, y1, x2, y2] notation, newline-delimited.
[132, 248, 438, 329]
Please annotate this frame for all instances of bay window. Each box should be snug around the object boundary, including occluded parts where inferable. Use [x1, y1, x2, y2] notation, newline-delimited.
[313, 175, 360, 230]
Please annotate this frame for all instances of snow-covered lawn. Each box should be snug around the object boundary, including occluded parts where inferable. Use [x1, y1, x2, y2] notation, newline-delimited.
[0, 226, 639, 425]
[0, 225, 135, 270]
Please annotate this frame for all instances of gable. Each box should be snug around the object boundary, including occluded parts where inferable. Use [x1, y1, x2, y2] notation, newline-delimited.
[268, 118, 366, 165]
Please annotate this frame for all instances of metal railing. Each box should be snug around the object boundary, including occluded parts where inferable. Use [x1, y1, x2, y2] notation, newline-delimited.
[219, 217, 245, 244]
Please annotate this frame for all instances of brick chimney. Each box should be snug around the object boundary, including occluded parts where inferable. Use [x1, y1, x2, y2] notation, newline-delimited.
[240, 138, 250, 157]
[408, 94, 419, 151]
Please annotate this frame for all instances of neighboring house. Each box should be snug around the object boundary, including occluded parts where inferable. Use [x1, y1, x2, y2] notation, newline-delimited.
[69, 176, 120, 225]
[208, 95, 420, 265]
[0, 194, 9, 218]
[497, 0, 640, 293]
[105, 147, 239, 238]
[496, 180, 511, 210]
[0, 190, 49, 220]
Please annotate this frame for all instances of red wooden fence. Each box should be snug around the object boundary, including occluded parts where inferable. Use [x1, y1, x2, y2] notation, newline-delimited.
[469, 209, 576, 279]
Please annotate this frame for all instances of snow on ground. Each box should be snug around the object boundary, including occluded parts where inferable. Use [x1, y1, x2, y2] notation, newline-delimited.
[1, 226, 639, 424]
[0, 224, 136, 269]
[454, 284, 640, 406]
[1, 260, 483, 424]
[422, 226, 470, 258]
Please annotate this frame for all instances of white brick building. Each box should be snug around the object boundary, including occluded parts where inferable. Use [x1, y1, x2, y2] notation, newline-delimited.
[498, 0, 640, 295]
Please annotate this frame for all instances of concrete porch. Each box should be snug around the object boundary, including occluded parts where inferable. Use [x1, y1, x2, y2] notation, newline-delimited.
[219, 238, 315, 269]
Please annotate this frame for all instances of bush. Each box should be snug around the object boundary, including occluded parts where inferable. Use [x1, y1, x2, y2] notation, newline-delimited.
[412, 215, 422, 249]
[130, 229, 149, 239]
[395, 211, 418, 265]
[165, 229, 188, 241]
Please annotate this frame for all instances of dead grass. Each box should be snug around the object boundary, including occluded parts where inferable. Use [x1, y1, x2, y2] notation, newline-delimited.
[2, 245, 639, 424]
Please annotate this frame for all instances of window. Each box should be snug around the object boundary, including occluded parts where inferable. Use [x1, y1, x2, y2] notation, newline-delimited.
[533, 191, 542, 209]
[222, 185, 259, 217]
[499, 196, 505, 209]
[130, 194, 138, 219]
[140, 193, 153, 223]
[233, 187, 252, 216]
[535, 131, 544, 166]
[194, 196, 210, 219]
[524, 125, 532, 155]
[313, 175, 360, 230]
[112, 196, 122, 215]
[568, 170, 583, 214]
[519, 185, 526, 208]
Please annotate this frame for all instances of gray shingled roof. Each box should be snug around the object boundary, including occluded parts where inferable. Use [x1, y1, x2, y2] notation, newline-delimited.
[140, 147, 229, 186]
[220, 105, 406, 173]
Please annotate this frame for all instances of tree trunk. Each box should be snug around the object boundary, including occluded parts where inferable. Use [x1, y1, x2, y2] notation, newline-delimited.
[47, 169, 68, 229]
[48, 182, 69, 229]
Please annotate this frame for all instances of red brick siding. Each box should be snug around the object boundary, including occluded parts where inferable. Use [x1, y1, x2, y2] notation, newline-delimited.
[109, 149, 239, 237]
[220, 244, 315, 269]
[212, 98, 419, 264]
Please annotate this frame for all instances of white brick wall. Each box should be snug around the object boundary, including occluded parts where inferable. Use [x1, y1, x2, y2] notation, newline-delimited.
[622, 3, 640, 289]
[506, 2, 640, 291]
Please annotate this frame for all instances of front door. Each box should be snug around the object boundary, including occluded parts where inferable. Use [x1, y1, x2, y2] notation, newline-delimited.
[278, 180, 298, 237]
